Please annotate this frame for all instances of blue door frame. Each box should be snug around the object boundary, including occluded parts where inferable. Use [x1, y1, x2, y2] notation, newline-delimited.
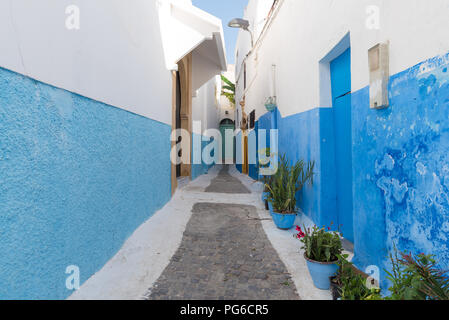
[330, 48, 354, 242]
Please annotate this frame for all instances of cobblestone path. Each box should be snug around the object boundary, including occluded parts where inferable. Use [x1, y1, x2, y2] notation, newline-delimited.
[204, 165, 251, 194]
[145, 166, 299, 300]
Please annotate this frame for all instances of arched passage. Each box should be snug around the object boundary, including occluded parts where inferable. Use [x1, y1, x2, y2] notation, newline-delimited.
[219, 119, 235, 164]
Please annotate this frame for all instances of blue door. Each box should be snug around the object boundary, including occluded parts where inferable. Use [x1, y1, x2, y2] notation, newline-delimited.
[330, 48, 354, 242]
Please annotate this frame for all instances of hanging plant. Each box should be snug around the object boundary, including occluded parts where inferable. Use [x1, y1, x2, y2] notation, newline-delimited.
[265, 96, 277, 112]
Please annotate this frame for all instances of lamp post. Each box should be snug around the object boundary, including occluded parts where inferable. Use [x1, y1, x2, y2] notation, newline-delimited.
[228, 18, 254, 48]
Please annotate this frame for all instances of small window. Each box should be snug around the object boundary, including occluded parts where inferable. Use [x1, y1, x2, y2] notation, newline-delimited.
[249, 110, 255, 129]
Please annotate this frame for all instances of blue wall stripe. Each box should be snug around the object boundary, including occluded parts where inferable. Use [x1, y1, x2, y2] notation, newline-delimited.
[0, 67, 172, 299]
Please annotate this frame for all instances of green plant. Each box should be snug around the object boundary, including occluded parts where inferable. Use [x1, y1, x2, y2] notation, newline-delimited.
[295, 224, 342, 263]
[265, 155, 314, 214]
[221, 75, 235, 106]
[332, 254, 382, 300]
[385, 249, 449, 300]
[340, 274, 371, 300]
[258, 148, 276, 192]
[385, 249, 427, 300]
[332, 254, 355, 286]
[364, 288, 383, 300]
[401, 253, 449, 300]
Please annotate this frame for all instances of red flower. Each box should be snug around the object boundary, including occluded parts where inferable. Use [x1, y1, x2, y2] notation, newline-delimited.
[297, 231, 305, 239]
[328, 227, 331, 231]
[296, 226, 302, 232]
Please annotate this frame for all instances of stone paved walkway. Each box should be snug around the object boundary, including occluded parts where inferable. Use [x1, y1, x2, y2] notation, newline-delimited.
[205, 165, 251, 194]
[145, 166, 299, 300]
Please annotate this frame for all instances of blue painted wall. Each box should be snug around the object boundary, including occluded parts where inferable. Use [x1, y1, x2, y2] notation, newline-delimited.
[191, 133, 214, 180]
[236, 131, 243, 173]
[352, 53, 449, 286]
[0, 67, 172, 299]
[248, 122, 259, 181]
[257, 108, 335, 227]
[256, 52, 449, 290]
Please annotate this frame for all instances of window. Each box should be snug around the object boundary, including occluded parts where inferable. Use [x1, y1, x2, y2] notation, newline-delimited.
[249, 110, 255, 129]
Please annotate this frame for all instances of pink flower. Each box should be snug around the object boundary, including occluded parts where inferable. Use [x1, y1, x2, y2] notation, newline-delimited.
[297, 231, 305, 239]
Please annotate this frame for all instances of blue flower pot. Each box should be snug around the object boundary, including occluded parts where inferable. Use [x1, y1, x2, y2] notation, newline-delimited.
[265, 103, 277, 112]
[304, 254, 339, 290]
[269, 207, 296, 230]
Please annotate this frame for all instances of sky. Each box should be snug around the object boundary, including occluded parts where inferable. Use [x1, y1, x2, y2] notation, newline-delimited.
[192, 0, 248, 65]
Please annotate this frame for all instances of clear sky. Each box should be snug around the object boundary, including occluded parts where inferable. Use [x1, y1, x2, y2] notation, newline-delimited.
[192, 0, 248, 65]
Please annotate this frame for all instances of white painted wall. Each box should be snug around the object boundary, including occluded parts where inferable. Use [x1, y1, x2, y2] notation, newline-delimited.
[0, 0, 226, 126]
[235, 0, 449, 120]
[234, 0, 274, 127]
[0, 0, 172, 124]
[192, 76, 220, 136]
[219, 65, 236, 124]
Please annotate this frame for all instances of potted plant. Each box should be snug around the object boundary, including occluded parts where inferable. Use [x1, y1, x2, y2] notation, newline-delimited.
[330, 254, 382, 300]
[295, 225, 343, 290]
[258, 148, 275, 211]
[264, 96, 277, 112]
[265, 155, 314, 230]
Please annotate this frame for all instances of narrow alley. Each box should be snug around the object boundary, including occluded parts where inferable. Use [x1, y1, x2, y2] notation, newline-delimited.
[146, 166, 298, 300]
[69, 165, 330, 300]
[2, 0, 449, 304]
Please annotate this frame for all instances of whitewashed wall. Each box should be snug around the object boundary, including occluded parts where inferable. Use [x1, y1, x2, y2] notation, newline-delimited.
[235, 0, 449, 120]
[234, 0, 274, 126]
[219, 64, 235, 123]
[0, 0, 172, 125]
[192, 76, 220, 136]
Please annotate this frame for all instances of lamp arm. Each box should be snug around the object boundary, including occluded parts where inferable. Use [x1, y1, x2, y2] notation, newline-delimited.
[245, 29, 254, 48]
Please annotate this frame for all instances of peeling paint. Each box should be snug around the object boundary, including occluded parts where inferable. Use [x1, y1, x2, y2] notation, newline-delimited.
[352, 52, 449, 288]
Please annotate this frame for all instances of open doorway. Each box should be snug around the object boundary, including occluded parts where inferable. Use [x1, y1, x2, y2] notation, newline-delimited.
[219, 118, 235, 164]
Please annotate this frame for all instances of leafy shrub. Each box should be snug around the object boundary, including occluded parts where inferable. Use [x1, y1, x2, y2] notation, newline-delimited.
[385, 249, 449, 300]
[331, 254, 382, 300]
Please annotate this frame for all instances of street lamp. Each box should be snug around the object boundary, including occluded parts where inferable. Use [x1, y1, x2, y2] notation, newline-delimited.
[228, 18, 254, 47]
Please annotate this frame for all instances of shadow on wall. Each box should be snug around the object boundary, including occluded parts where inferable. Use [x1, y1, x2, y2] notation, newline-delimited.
[0, 67, 172, 299]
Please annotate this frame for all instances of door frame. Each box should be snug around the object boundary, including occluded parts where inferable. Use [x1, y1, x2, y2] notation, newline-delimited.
[171, 54, 193, 194]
